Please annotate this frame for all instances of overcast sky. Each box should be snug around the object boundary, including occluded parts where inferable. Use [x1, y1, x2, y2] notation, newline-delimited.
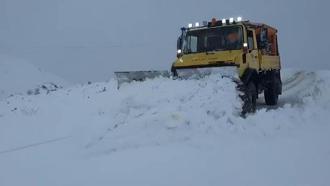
[0, 0, 329, 83]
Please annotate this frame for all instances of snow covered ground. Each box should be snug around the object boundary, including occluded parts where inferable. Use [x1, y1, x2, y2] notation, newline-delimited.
[0, 54, 69, 100]
[0, 69, 329, 186]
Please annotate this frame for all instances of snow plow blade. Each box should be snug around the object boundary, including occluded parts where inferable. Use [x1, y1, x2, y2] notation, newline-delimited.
[115, 71, 170, 88]
[174, 66, 239, 80]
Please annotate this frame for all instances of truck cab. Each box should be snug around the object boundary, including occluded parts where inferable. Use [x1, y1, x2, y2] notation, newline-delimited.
[172, 17, 282, 111]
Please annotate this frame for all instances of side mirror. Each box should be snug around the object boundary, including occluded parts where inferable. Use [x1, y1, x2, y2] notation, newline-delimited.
[177, 36, 182, 50]
[243, 43, 248, 54]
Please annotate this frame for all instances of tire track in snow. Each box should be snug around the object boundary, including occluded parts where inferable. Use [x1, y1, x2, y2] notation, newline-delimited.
[282, 72, 317, 99]
[282, 71, 306, 92]
[258, 71, 318, 109]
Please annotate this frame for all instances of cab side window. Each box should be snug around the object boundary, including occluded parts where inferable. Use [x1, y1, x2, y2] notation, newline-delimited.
[256, 27, 278, 56]
[247, 30, 254, 50]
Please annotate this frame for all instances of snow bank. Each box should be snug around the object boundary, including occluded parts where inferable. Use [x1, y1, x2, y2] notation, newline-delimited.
[0, 74, 241, 153]
[0, 70, 329, 186]
[0, 54, 69, 100]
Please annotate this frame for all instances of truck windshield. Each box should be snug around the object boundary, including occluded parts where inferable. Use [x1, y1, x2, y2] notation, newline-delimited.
[183, 26, 243, 54]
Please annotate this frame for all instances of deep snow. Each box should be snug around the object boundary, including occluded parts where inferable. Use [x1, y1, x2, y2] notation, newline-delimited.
[0, 69, 329, 186]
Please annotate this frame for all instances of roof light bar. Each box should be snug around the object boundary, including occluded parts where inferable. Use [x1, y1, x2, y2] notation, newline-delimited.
[229, 17, 234, 24]
[187, 16, 244, 29]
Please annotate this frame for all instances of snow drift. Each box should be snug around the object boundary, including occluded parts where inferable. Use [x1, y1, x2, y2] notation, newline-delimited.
[0, 74, 241, 152]
[0, 54, 69, 100]
[0, 69, 329, 186]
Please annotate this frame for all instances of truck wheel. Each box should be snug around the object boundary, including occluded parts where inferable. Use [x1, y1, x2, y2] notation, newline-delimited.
[242, 81, 257, 114]
[264, 86, 278, 105]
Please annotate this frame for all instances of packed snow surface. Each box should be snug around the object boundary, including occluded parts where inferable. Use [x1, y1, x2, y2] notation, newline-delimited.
[0, 69, 330, 186]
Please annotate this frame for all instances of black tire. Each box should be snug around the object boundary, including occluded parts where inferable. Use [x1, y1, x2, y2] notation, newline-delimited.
[264, 86, 278, 105]
[242, 81, 257, 114]
[264, 71, 280, 106]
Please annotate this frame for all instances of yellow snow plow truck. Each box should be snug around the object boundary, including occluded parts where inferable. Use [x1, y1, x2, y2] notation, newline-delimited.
[115, 17, 282, 115]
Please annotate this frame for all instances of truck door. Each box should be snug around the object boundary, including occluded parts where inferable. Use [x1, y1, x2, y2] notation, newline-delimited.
[246, 29, 259, 69]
